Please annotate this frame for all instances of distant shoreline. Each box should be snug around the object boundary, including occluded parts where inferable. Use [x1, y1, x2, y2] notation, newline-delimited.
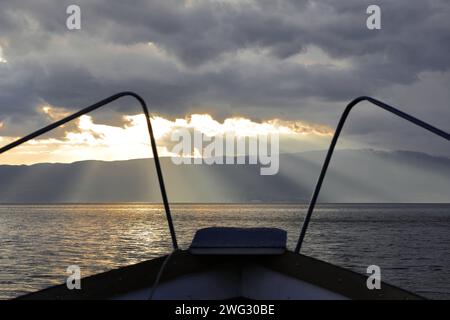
[1, 202, 449, 205]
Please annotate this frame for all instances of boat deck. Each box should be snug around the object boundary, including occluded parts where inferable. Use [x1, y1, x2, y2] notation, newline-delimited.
[17, 250, 422, 300]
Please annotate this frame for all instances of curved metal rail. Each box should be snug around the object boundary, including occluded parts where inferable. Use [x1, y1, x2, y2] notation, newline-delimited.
[295, 96, 450, 253]
[0, 91, 178, 250]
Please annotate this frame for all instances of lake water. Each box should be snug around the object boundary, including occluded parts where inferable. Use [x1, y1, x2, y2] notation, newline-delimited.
[0, 203, 449, 299]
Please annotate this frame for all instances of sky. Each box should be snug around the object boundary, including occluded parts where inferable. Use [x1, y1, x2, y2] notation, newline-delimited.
[0, 0, 449, 164]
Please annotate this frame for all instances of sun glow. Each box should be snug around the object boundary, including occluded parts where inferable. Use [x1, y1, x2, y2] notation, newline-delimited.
[0, 46, 7, 63]
[0, 109, 334, 165]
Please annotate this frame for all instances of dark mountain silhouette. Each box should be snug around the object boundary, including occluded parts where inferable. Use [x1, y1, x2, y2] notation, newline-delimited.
[0, 149, 449, 203]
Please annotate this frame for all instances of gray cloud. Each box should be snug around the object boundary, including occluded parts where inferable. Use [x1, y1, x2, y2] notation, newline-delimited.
[0, 0, 449, 155]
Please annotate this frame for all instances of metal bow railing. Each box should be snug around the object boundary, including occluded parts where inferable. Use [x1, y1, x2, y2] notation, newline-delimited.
[295, 96, 450, 253]
[0, 91, 179, 250]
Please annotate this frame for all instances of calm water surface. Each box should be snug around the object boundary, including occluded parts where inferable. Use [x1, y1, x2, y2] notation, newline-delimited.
[0, 203, 449, 299]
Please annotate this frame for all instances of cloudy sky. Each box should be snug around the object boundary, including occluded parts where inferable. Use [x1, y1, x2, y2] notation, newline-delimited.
[0, 0, 449, 164]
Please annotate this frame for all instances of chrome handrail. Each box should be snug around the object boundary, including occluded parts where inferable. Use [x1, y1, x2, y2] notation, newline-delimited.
[0, 91, 178, 250]
[295, 96, 450, 253]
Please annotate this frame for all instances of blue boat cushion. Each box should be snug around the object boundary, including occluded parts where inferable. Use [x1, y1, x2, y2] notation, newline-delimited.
[189, 227, 287, 255]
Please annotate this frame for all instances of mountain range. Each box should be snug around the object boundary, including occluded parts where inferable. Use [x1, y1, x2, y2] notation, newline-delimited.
[0, 149, 449, 203]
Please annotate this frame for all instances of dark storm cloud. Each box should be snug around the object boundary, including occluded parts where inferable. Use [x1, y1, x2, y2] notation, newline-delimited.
[0, 0, 449, 154]
[79, 0, 450, 74]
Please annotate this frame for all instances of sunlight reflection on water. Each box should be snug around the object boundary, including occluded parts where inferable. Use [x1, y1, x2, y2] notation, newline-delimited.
[0, 203, 449, 299]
